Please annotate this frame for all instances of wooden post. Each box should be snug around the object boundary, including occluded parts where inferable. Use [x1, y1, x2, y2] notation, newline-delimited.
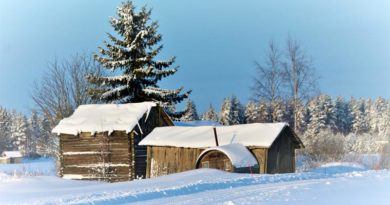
[145, 146, 151, 178]
[59, 135, 64, 177]
[213, 127, 219, 146]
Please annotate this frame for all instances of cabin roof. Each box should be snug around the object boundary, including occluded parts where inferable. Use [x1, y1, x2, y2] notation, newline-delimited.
[173, 120, 221, 127]
[52, 102, 157, 135]
[140, 123, 295, 148]
[1, 151, 22, 158]
[197, 143, 258, 168]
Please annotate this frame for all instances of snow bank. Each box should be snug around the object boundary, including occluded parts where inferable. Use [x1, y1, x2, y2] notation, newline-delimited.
[140, 123, 288, 148]
[1, 167, 389, 204]
[52, 102, 156, 135]
[197, 143, 258, 168]
[311, 162, 367, 175]
[0, 157, 55, 176]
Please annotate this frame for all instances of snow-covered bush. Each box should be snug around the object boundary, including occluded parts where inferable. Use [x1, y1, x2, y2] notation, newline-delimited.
[344, 133, 384, 154]
[379, 143, 390, 169]
[300, 129, 347, 169]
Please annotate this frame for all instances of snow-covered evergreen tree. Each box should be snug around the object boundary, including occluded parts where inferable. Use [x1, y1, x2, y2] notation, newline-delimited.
[27, 111, 41, 156]
[220, 96, 245, 125]
[383, 102, 390, 140]
[350, 98, 369, 134]
[294, 100, 308, 133]
[180, 100, 199, 121]
[230, 96, 245, 125]
[271, 99, 286, 123]
[38, 116, 57, 156]
[305, 95, 336, 143]
[201, 104, 218, 121]
[245, 101, 259, 123]
[88, 1, 190, 106]
[372, 97, 388, 137]
[334, 96, 352, 134]
[219, 97, 232, 125]
[257, 101, 271, 123]
[0, 107, 12, 153]
[10, 112, 28, 155]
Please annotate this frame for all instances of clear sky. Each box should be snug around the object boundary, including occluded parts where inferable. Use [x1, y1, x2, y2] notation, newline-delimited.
[1, 0, 389, 114]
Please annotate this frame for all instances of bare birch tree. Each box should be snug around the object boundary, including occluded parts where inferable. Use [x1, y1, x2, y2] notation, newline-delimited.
[31, 54, 102, 126]
[283, 36, 319, 131]
[251, 41, 284, 122]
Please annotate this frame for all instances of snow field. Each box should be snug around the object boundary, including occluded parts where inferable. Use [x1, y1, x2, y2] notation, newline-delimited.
[0, 160, 389, 204]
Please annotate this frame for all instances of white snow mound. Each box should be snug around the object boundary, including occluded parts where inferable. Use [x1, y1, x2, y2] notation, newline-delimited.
[1, 151, 22, 158]
[52, 102, 156, 135]
[197, 143, 258, 168]
[140, 123, 288, 148]
[311, 162, 367, 174]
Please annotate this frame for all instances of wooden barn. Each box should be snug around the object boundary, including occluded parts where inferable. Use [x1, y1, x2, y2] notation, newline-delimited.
[139, 123, 304, 178]
[52, 102, 173, 182]
[0, 151, 23, 164]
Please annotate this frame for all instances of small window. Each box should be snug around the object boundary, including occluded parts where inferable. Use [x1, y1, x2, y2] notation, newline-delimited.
[201, 161, 209, 168]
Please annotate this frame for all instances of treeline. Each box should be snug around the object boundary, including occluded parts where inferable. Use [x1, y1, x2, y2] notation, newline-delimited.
[0, 107, 55, 156]
[181, 95, 390, 154]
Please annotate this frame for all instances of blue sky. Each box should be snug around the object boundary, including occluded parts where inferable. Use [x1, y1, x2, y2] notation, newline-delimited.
[0, 0, 389, 114]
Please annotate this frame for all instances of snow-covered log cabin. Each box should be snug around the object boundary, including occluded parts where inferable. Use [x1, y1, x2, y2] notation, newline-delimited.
[0, 151, 23, 164]
[52, 102, 173, 182]
[139, 123, 304, 178]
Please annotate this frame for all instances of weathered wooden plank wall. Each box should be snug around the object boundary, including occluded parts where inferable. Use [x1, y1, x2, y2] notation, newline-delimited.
[248, 148, 267, 174]
[146, 146, 204, 178]
[59, 106, 173, 182]
[60, 131, 132, 182]
[132, 107, 173, 178]
[266, 127, 295, 174]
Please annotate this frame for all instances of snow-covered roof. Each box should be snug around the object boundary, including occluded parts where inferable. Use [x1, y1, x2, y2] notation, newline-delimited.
[2, 151, 22, 158]
[173, 120, 221, 127]
[197, 143, 258, 168]
[139, 123, 290, 148]
[52, 102, 156, 135]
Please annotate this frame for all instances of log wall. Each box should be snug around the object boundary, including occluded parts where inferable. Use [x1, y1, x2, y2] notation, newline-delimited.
[59, 106, 173, 182]
[60, 131, 133, 182]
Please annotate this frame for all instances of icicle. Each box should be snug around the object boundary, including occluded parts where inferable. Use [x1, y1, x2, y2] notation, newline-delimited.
[144, 104, 152, 122]
[137, 122, 143, 135]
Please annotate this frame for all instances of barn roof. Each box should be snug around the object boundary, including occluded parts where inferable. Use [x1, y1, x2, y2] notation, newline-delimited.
[52, 102, 157, 135]
[197, 143, 258, 168]
[173, 120, 221, 127]
[1, 151, 22, 158]
[140, 123, 302, 148]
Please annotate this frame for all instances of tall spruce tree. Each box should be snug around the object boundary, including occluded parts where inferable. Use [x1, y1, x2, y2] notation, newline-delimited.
[231, 96, 245, 125]
[180, 100, 199, 121]
[350, 98, 369, 134]
[219, 96, 245, 125]
[201, 104, 219, 121]
[11, 112, 28, 155]
[334, 96, 352, 134]
[245, 101, 259, 123]
[88, 1, 190, 106]
[220, 97, 232, 125]
[0, 107, 12, 153]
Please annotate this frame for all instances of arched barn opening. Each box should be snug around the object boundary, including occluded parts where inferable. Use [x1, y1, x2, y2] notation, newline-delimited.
[196, 143, 259, 173]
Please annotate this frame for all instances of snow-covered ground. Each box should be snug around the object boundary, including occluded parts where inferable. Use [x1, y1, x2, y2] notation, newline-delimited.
[0, 159, 389, 205]
[0, 158, 55, 177]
